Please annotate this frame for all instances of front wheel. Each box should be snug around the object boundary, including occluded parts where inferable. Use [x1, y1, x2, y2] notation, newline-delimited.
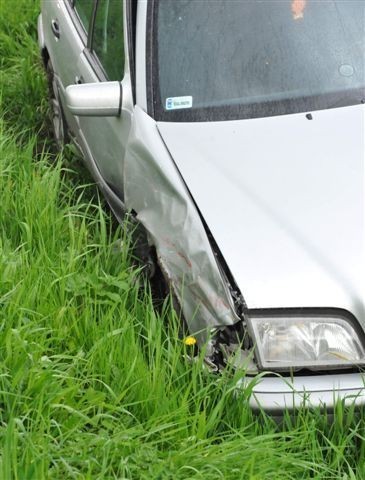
[46, 61, 69, 149]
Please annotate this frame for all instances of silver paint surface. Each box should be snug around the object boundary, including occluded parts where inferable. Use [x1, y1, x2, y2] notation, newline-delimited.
[123, 106, 239, 334]
[157, 104, 365, 329]
[240, 372, 365, 411]
[66, 81, 121, 116]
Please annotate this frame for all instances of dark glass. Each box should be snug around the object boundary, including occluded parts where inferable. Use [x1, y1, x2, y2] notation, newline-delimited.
[153, 0, 365, 121]
[92, 0, 125, 81]
[74, 0, 94, 33]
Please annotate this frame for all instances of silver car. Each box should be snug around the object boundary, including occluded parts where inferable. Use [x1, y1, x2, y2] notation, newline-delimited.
[37, 0, 365, 412]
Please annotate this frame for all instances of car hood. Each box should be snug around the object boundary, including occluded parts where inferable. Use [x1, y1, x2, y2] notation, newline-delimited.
[157, 105, 365, 329]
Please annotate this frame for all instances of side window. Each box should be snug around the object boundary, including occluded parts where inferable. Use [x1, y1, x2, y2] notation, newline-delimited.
[74, 0, 95, 33]
[92, 0, 125, 81]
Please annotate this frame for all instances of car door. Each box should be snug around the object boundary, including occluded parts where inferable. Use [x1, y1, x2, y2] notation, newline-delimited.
[71, 0, 134, 200]
[41, 0, 92, 135]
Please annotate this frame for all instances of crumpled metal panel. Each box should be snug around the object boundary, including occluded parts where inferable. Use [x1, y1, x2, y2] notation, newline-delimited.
[123, 106, 239, 334]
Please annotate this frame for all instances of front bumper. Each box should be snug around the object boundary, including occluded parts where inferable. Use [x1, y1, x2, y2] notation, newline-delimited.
[238, 372, 365, 413]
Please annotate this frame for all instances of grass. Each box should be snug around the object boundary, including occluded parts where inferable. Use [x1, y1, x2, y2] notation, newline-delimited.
[0, 1, 364, 478]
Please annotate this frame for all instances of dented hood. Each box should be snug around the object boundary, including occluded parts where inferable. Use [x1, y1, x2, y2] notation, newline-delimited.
[157, 105, 365, 329]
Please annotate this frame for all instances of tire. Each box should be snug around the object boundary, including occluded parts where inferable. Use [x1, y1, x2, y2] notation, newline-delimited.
[46, 61, 69, 149]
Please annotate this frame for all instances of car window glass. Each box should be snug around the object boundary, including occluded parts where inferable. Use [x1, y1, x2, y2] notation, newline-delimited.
[92, 0, 125, 81]
[155, 0, 365, 121]
[74, 0, 94, 33]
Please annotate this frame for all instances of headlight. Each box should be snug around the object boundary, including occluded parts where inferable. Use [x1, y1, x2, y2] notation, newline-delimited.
[247, 311, 365, 371]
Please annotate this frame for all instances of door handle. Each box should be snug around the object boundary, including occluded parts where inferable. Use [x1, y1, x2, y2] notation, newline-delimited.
[75, 75, 84, 85]
[51, 19, 60, 39]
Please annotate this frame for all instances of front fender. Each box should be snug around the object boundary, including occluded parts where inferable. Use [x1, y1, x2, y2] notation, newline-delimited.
[123, 106, 240, 336]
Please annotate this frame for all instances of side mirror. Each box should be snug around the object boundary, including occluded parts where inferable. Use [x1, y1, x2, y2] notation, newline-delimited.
[65, 81, 122, 117]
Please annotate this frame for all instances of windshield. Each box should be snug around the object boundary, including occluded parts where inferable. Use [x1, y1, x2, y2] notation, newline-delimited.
[151, 0, 365, 122]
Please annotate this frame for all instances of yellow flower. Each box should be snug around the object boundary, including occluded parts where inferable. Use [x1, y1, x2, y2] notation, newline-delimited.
[183, 336, 197, 346]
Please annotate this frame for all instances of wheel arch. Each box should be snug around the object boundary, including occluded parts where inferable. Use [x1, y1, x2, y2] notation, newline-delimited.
[41, 46, 50, 68]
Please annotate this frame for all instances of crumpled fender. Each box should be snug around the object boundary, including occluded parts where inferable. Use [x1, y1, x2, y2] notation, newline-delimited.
[123, 106, 239, 334]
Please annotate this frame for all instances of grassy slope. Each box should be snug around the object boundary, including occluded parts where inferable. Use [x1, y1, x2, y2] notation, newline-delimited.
[0, 1, 364, 478]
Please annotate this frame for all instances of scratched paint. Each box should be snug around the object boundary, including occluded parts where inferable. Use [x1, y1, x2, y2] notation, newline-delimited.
[123, 106, 240, 336]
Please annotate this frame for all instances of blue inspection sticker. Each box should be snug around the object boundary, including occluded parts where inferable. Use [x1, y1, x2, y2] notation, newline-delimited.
[165, 96, 193, 110]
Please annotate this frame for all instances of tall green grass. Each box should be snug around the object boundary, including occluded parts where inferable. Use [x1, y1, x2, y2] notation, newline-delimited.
[0, 1, 364, 478]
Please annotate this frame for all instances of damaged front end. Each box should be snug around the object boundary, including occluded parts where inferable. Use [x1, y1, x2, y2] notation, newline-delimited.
[121, 107, 365, 388]
[121, 107, 365, 386]
[118, 107, 365, 414]
[123, 106, 251, 368]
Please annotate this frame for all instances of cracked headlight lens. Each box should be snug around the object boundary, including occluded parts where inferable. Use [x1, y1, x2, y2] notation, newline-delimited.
[248, 312, 365, 371]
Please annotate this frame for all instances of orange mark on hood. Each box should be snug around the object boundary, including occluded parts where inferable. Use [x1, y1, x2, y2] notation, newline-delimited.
[291, 0, 306, 20]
